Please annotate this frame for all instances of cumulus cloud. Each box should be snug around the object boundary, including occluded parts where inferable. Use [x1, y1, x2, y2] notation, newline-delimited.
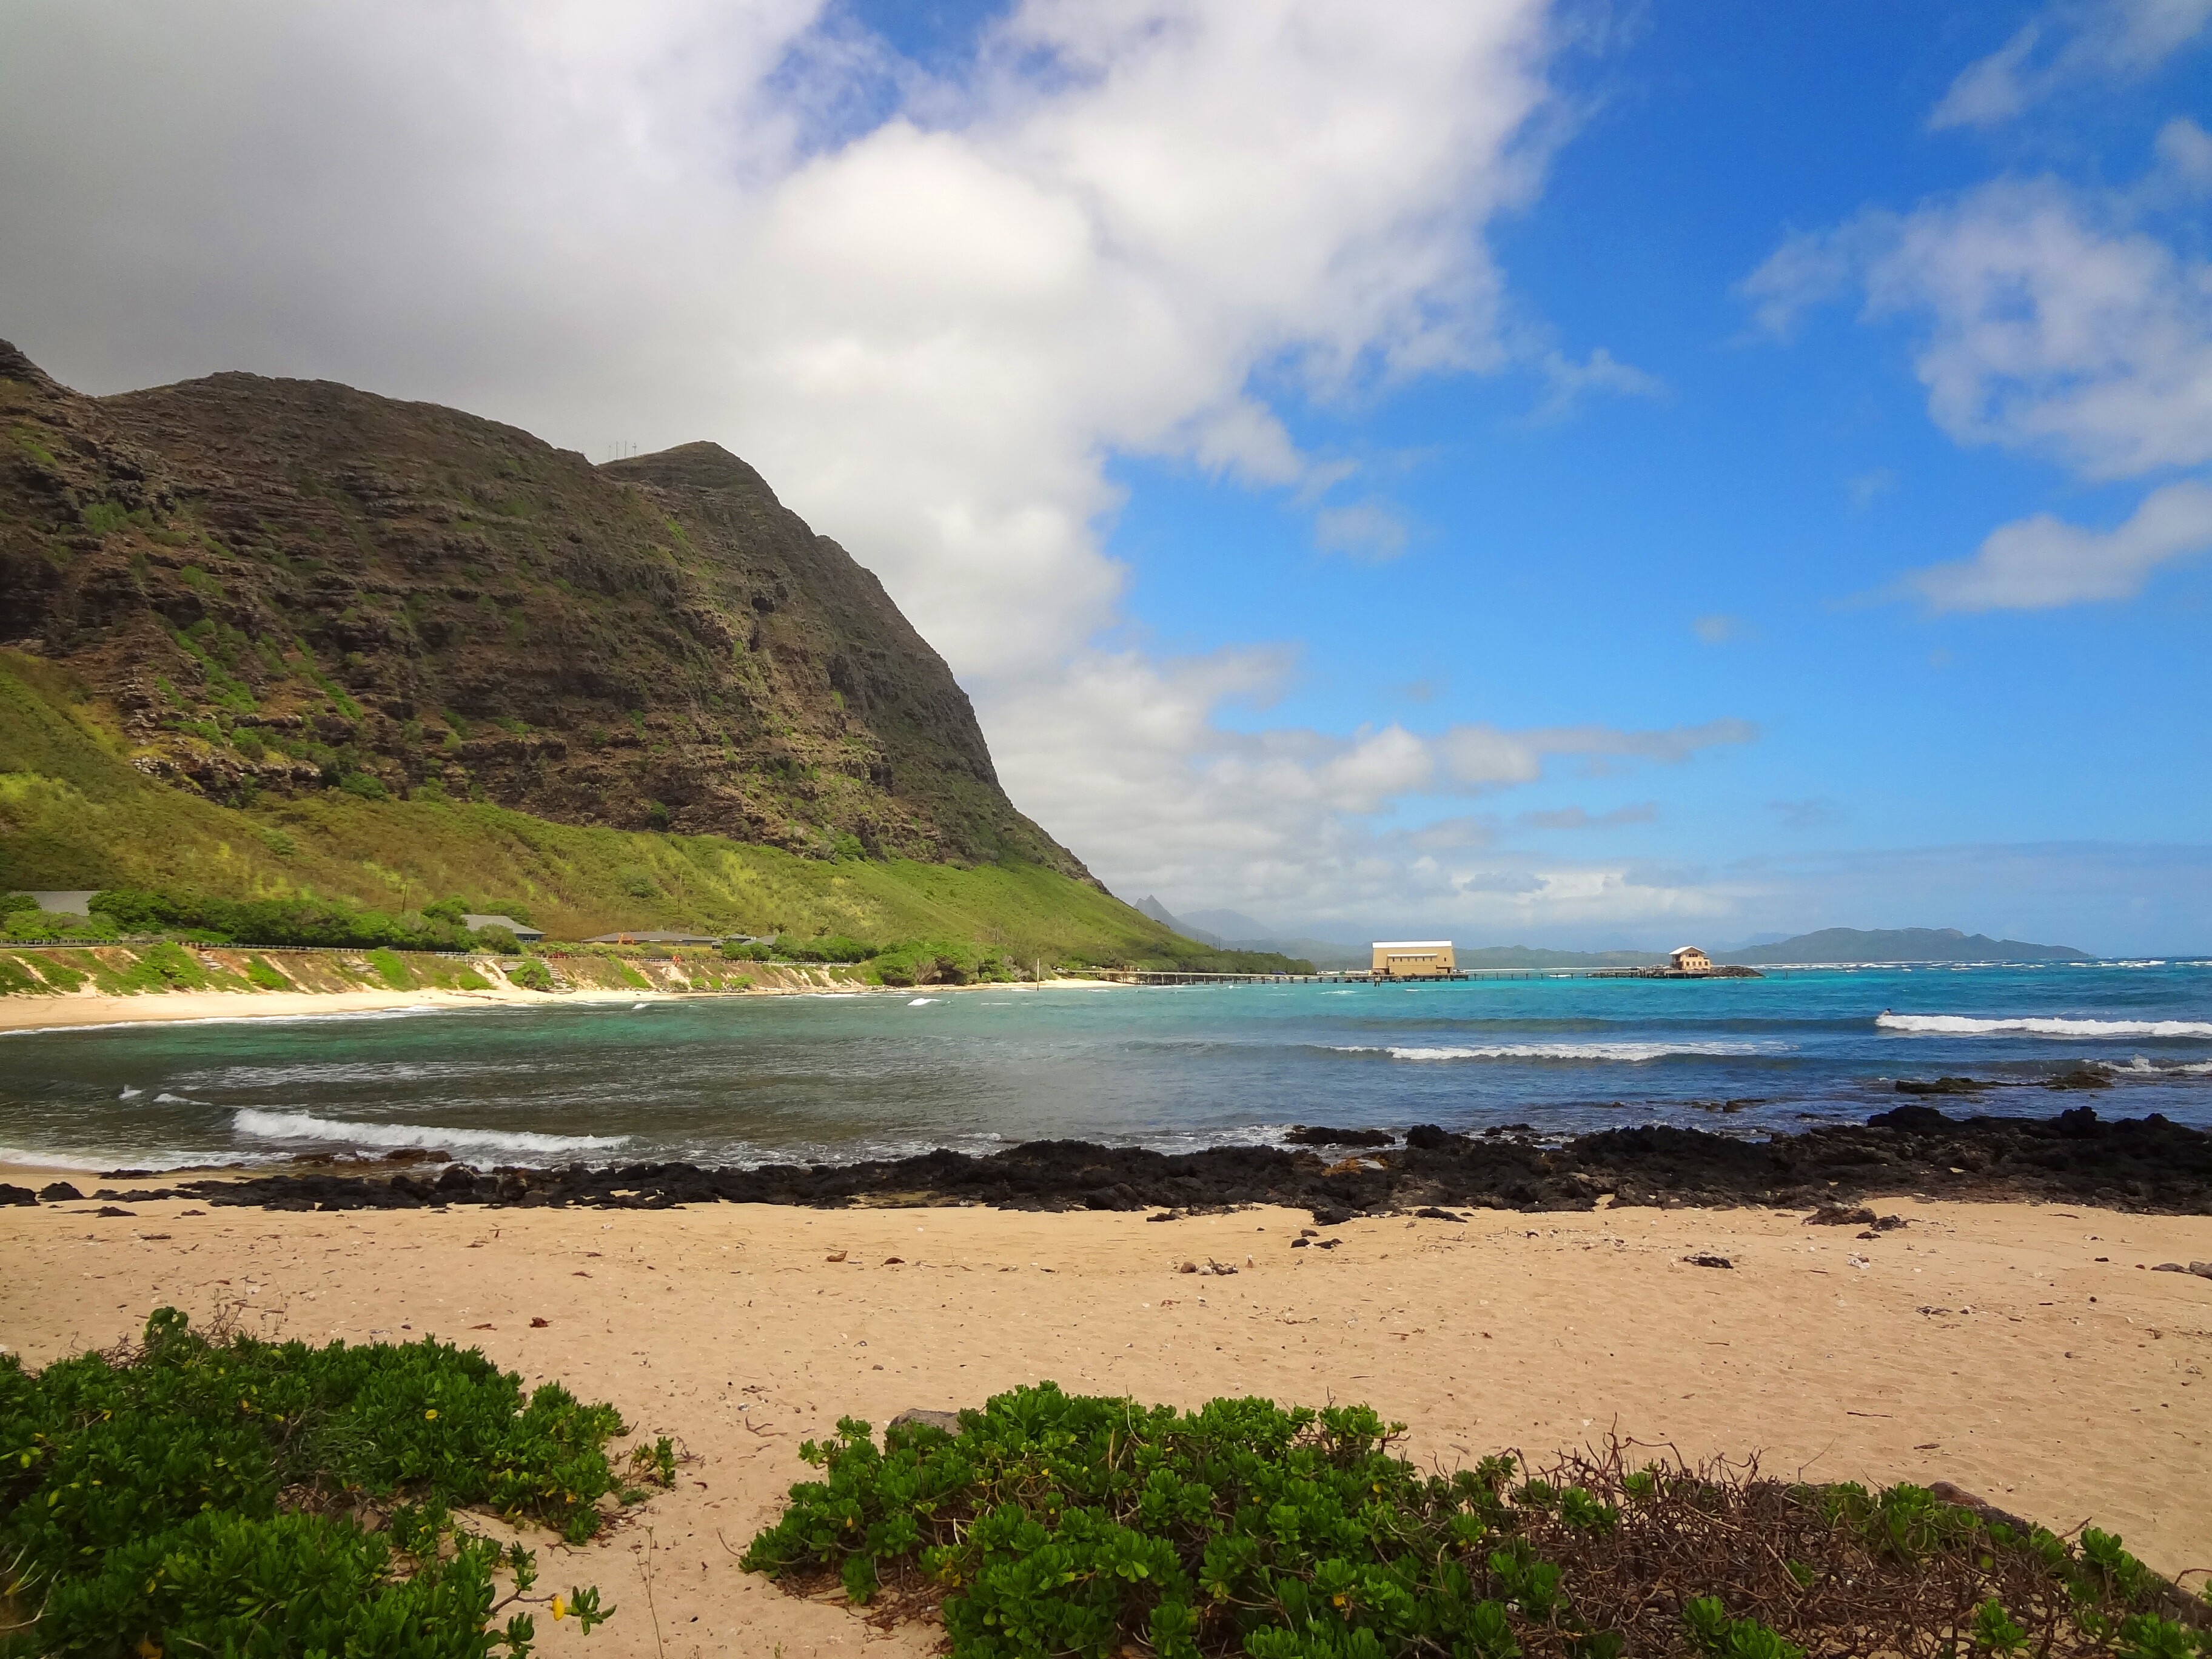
[1929, 0, 2212, 130]
[985, 647, 1752, 911]
[1744, 177, 2212, 481]
[1907, 478, 2212, 609]
[0, 0, 1568, 671]
[0, 0, 1762, 929]
[1744, 132, 2212, 612]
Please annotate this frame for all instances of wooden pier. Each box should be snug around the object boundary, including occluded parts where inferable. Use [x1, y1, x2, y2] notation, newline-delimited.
[1078, 965, 1772, 986]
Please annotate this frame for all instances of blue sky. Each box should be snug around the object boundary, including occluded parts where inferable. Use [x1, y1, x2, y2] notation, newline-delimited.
[3, 0, 2208, 950]
[874, 0, 2212, 947]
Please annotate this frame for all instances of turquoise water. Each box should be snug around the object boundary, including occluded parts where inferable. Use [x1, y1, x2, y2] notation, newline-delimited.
[4, 962, 2210, 1172]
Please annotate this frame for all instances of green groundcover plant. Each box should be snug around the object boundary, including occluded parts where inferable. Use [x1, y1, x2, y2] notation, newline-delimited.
[64, 890, 521, 953]
[0, 1310, 653, 1659]
[740, 1383, 2206, 1659]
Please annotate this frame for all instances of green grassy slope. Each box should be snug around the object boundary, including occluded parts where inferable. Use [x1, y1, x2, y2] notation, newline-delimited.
[0, 651, 1302, 970]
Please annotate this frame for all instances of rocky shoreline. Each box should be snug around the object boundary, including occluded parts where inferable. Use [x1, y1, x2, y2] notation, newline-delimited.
[10, 1104, 2208, 1219]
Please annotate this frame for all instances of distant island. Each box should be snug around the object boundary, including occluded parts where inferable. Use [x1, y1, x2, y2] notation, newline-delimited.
[1716, 927, 2091, 965]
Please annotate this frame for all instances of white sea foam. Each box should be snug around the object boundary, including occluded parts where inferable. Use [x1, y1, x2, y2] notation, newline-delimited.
[1336, 1041, 1777, 1063]
[178, 1061, 523, 1090]
[232, 1108, 626, 1156]
[153, 1091, 197, 1104]
[0, 1145, 225, 1173]
[0, 1005, 463, 1038]
[2114, 1056, 2212, 1076]
[1877, 1014, 2212, 1039]
[909, 997, 941, 1006]
[118, 1086, 143, 1100]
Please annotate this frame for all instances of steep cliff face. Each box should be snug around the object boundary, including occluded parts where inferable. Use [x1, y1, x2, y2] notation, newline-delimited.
[0, 342, 1090, 877]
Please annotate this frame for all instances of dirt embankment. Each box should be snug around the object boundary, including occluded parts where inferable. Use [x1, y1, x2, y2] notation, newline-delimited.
[22, 1105, 2208, 1220]
[0, 941, 893, 1029]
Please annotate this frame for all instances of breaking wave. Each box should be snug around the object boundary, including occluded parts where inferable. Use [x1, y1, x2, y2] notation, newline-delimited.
[1877, 1014, 2212, 1039]
[1335, 1041, 1780, 1063]
[231, 1108, 626, 1157]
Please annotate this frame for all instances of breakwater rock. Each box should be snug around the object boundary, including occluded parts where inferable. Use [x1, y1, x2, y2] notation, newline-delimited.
[62, 1104, 2212, 1221]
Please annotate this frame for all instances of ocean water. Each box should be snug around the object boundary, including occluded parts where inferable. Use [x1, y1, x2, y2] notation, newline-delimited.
[3, 962, 2209, 1173]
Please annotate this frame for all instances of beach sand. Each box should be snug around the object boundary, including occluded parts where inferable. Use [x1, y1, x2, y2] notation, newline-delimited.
[0, 973, 1123, 1034]
[1, 1195, 2206, 1656]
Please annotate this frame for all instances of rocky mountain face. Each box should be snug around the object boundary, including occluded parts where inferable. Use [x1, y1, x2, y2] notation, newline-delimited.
[0, 341, 1090, 877]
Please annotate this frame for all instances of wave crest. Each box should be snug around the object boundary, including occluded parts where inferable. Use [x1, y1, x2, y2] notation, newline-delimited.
[1877, 1014, 2212, 1039]
[231, 1108, 626, 1157]
[1335, 1041, 1779, 1063]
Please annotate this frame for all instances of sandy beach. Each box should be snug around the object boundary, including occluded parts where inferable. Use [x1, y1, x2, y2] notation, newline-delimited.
[2, 1194, 2205, 1657]
[0, 973, 1124, 1034]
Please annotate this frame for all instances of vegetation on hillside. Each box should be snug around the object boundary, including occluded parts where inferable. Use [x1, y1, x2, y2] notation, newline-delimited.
[1, 888, 525, 951]
[743, 1383, 2205, 1659]
[0, 1309, 650, 1659]
[0, 653, 1307, 973]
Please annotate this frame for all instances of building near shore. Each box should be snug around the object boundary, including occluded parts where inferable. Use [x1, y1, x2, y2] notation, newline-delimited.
[1372, 940, 1455, 977]
[1669, 945, 1712, 973]
[461, 913, 543, 942]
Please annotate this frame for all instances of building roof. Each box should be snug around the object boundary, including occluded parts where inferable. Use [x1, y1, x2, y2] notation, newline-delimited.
[1671, 945, 1708, 955]
[461, 913, 543, 938]
[23, 891, 98, 915]
[1372, 940, 1453, 950]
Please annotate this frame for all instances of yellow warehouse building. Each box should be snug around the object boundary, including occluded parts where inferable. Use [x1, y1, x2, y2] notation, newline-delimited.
[1370, 940, 1455, 977]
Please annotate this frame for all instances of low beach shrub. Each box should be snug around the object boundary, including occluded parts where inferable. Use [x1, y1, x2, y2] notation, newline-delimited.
[506, 957, 555, 991]
[87, 887, 488, 952]
[0, 1309, 625, 1659]
[777, 933, 879, 963]
[1, 910, 120, 945]
[741, 1384, 2204, 1659]
[869, 938, 1015, 986]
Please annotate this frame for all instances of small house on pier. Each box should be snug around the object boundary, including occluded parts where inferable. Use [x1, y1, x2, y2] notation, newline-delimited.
[1372, 940, 1455, 978]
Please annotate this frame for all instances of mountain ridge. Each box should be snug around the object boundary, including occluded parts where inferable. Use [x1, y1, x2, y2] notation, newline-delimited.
[0, 341, 1085, 877]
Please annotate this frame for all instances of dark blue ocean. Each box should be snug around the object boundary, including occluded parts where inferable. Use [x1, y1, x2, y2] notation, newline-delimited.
[4, 962, 2210, 1173]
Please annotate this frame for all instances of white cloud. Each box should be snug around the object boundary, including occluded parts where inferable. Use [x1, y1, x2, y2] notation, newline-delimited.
[1908, 478, 2212, 609]
[1930, 0, 2212, 129]
[1692, 612, 1743, 643]
[1745, 135, 2212, 614]
[1846, 467, 1899, 510]
[1745, 177, 2212, 481]
[987, 648, 1752, 911]
[1313, 501, 1411, 560]
[0, 0, 1755, 930]
[1531, 345, 1665, 419]
[1516, 802, 1660, 830]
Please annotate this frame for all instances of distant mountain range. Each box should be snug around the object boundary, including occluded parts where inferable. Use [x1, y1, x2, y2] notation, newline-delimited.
[1136, 902, 2091, 969]
[1135, 899, 1370, 968]
[1717, 928, 2090, 964]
